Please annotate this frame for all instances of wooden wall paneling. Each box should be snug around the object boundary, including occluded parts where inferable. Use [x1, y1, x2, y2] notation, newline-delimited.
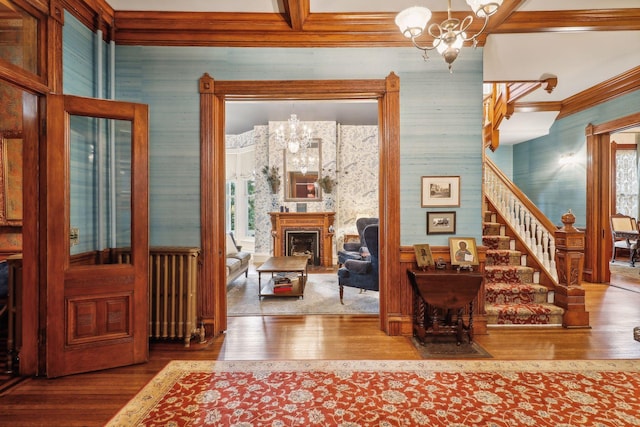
[47, 0, 64, 93]
[400, 245, 488, 336]
[18, 92, 39, 375]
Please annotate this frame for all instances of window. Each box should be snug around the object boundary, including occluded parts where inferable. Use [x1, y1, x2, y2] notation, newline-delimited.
[246, 179, 255, 237]
[615, 149, 638, 217]
[226, 181, 236, 232]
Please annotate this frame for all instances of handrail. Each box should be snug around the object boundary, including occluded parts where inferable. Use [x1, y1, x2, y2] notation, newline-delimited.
[484, 158, 558, 283]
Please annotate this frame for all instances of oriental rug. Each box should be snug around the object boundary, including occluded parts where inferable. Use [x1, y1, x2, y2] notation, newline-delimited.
[107, 359, 640, 427]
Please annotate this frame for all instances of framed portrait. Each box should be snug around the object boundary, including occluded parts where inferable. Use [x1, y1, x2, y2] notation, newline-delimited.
[421, 176, 460, 207]
[448, 237, 479, 266]
[413, 244, 433, 269]
[427, 211, 456, 234]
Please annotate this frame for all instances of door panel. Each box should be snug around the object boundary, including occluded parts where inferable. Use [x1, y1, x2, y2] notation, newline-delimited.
[46, 94, 148, 377]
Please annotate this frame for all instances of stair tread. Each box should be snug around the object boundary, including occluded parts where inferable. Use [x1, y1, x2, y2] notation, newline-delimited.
[485, 302, 565, 315]
[486, 249, 520, 255]
[483, 207, 563, 326]
[486, 283, 548, 292]
[485, 265, 534, 272]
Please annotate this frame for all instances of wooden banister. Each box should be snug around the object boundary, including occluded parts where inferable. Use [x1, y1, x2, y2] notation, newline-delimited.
[484, 158, 558, 284]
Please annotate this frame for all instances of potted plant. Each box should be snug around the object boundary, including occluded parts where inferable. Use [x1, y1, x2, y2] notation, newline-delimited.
[317, 174, 337, 194]
[262, 165, 281, 194]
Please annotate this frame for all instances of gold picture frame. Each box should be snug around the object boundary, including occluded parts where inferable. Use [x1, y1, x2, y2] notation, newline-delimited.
[413, 244, 434, 269]
[448, 237, 478, 266]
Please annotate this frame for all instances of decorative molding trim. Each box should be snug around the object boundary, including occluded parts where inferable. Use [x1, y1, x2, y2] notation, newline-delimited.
[558, 66, 640, 120]
[110, 8, 640, 47]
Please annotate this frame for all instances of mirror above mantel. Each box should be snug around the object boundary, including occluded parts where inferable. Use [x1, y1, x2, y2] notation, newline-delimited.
[284, 138, 321, 202]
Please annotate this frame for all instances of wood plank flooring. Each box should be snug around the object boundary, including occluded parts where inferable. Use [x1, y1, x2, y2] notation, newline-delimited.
[1, 274, 640, 426]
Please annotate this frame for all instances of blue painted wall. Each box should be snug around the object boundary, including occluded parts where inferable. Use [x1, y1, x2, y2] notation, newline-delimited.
[64, 13, 127, 254]
[513, 90, 640, 228]
[63, 15, 485, 248]
[114, 46, 485, 247]
[486, 144, 513, 179]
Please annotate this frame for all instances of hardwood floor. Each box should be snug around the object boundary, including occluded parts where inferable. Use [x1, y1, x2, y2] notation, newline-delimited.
[1, 274, 640, 426]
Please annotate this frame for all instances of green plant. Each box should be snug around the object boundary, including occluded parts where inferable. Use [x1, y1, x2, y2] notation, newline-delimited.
[317, 174, 336, 194]
[262, 165, 281, 193]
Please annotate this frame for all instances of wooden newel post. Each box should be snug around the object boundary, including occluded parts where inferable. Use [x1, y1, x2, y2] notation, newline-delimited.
[554, 209, 590, 328]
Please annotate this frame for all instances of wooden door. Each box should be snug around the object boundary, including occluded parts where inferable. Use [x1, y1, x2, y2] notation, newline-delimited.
[45, 95, 149, 377]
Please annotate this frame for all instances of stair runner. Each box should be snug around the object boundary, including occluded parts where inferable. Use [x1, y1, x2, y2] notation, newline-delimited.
[483, 210, 564, 325]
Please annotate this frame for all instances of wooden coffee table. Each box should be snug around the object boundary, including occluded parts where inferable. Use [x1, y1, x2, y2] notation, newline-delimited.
[256, 256, 309, 298]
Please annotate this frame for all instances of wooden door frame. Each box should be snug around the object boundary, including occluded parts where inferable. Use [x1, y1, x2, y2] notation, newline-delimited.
[585, 111, 640, 283]
[198, 73, 401, 336]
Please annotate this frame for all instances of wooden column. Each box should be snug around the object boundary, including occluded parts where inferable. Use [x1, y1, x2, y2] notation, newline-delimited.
[199, 73, 226, 337]
[554, 210, 590, 328]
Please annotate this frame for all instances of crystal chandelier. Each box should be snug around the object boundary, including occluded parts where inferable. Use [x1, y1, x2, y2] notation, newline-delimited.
[395, 0, 503, 72]
[275, 114, 312, 155]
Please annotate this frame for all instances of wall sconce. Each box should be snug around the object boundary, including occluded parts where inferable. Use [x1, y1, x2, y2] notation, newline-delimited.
[559, 153, 577, 166]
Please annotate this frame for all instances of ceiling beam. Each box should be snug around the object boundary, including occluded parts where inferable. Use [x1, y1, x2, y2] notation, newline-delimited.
[112, 8, 640, 47]
[283, 0, 309, 31]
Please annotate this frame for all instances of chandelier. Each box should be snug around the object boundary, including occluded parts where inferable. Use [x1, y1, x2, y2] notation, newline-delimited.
[395, 0, 503, 72]
[275, 114, 312, 155]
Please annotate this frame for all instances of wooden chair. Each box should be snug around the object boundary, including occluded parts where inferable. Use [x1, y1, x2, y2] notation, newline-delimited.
[610, 214, 638, 264]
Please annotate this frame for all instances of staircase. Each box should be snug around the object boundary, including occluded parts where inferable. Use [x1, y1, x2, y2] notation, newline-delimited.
[482, 208, 564, 326]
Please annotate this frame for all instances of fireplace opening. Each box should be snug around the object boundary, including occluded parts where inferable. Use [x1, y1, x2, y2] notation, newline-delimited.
[285, 230, 320, 266]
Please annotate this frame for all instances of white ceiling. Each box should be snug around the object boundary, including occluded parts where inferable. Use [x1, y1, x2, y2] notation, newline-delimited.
[105, 0, 640, 144]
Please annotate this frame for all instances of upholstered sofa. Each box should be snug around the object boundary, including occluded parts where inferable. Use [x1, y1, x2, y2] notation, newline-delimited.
[226, 232, 251, 285]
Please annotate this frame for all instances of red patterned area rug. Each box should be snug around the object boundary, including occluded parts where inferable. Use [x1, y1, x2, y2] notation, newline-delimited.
[107, 359, 640, 426]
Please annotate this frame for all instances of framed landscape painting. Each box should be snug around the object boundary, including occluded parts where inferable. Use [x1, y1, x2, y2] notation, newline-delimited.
[421, 176, 460, 207]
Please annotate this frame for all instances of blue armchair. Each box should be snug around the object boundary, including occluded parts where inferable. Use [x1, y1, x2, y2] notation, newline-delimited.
[337, 217, 379, 266]
[337, 224, 379, 304]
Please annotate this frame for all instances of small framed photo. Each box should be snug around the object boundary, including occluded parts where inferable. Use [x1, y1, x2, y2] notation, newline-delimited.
[413, 244, 434, 269]
[296, 203, 307, 212]
[421, 176, 460, 207]
[449, 237, 479, 266]
[427, 211, 456, 235]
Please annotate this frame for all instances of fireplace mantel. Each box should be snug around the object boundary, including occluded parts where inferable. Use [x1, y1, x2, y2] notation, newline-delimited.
[269, 212, 335, 266]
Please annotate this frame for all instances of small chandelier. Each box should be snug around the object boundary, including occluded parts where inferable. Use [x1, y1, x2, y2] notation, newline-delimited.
[395, 0, 503, 72]
[275, 113, 312, 154]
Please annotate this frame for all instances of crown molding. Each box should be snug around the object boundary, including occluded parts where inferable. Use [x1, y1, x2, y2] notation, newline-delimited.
[110, 9, 640, 47]
[558, 66, 640, 120]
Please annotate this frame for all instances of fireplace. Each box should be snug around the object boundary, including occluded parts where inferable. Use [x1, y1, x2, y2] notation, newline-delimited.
[285, 230, 320, 265]
[269, 212, 335, 267]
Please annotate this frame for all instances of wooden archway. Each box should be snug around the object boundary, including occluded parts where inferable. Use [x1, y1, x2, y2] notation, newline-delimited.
[585, 111, 640, 283]
[198, 73, 401, 337]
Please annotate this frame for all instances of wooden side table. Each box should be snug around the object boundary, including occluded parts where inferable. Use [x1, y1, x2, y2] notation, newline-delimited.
[407, 269, 484, 345]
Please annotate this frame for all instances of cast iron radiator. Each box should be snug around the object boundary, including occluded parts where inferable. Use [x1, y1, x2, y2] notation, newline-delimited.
[114, 246, 204, 347]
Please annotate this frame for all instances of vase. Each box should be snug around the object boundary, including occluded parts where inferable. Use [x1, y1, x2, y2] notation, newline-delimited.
[323, 193, 335, 211]
[271, 194, 280, 212]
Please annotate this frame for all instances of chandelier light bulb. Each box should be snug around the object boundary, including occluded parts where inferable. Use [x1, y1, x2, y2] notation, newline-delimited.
[466, 0, 503, 18]
[395, 6, 432, 38]
[396, 0, 502, 71]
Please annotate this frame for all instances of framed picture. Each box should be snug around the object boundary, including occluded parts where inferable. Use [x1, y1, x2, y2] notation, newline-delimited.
[427, 211, 456, 234]
[296, 203, 307, 212]
[448, 237, 479, 266]
[413, 244, 434, 269]
[421, 176, 460, 207]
